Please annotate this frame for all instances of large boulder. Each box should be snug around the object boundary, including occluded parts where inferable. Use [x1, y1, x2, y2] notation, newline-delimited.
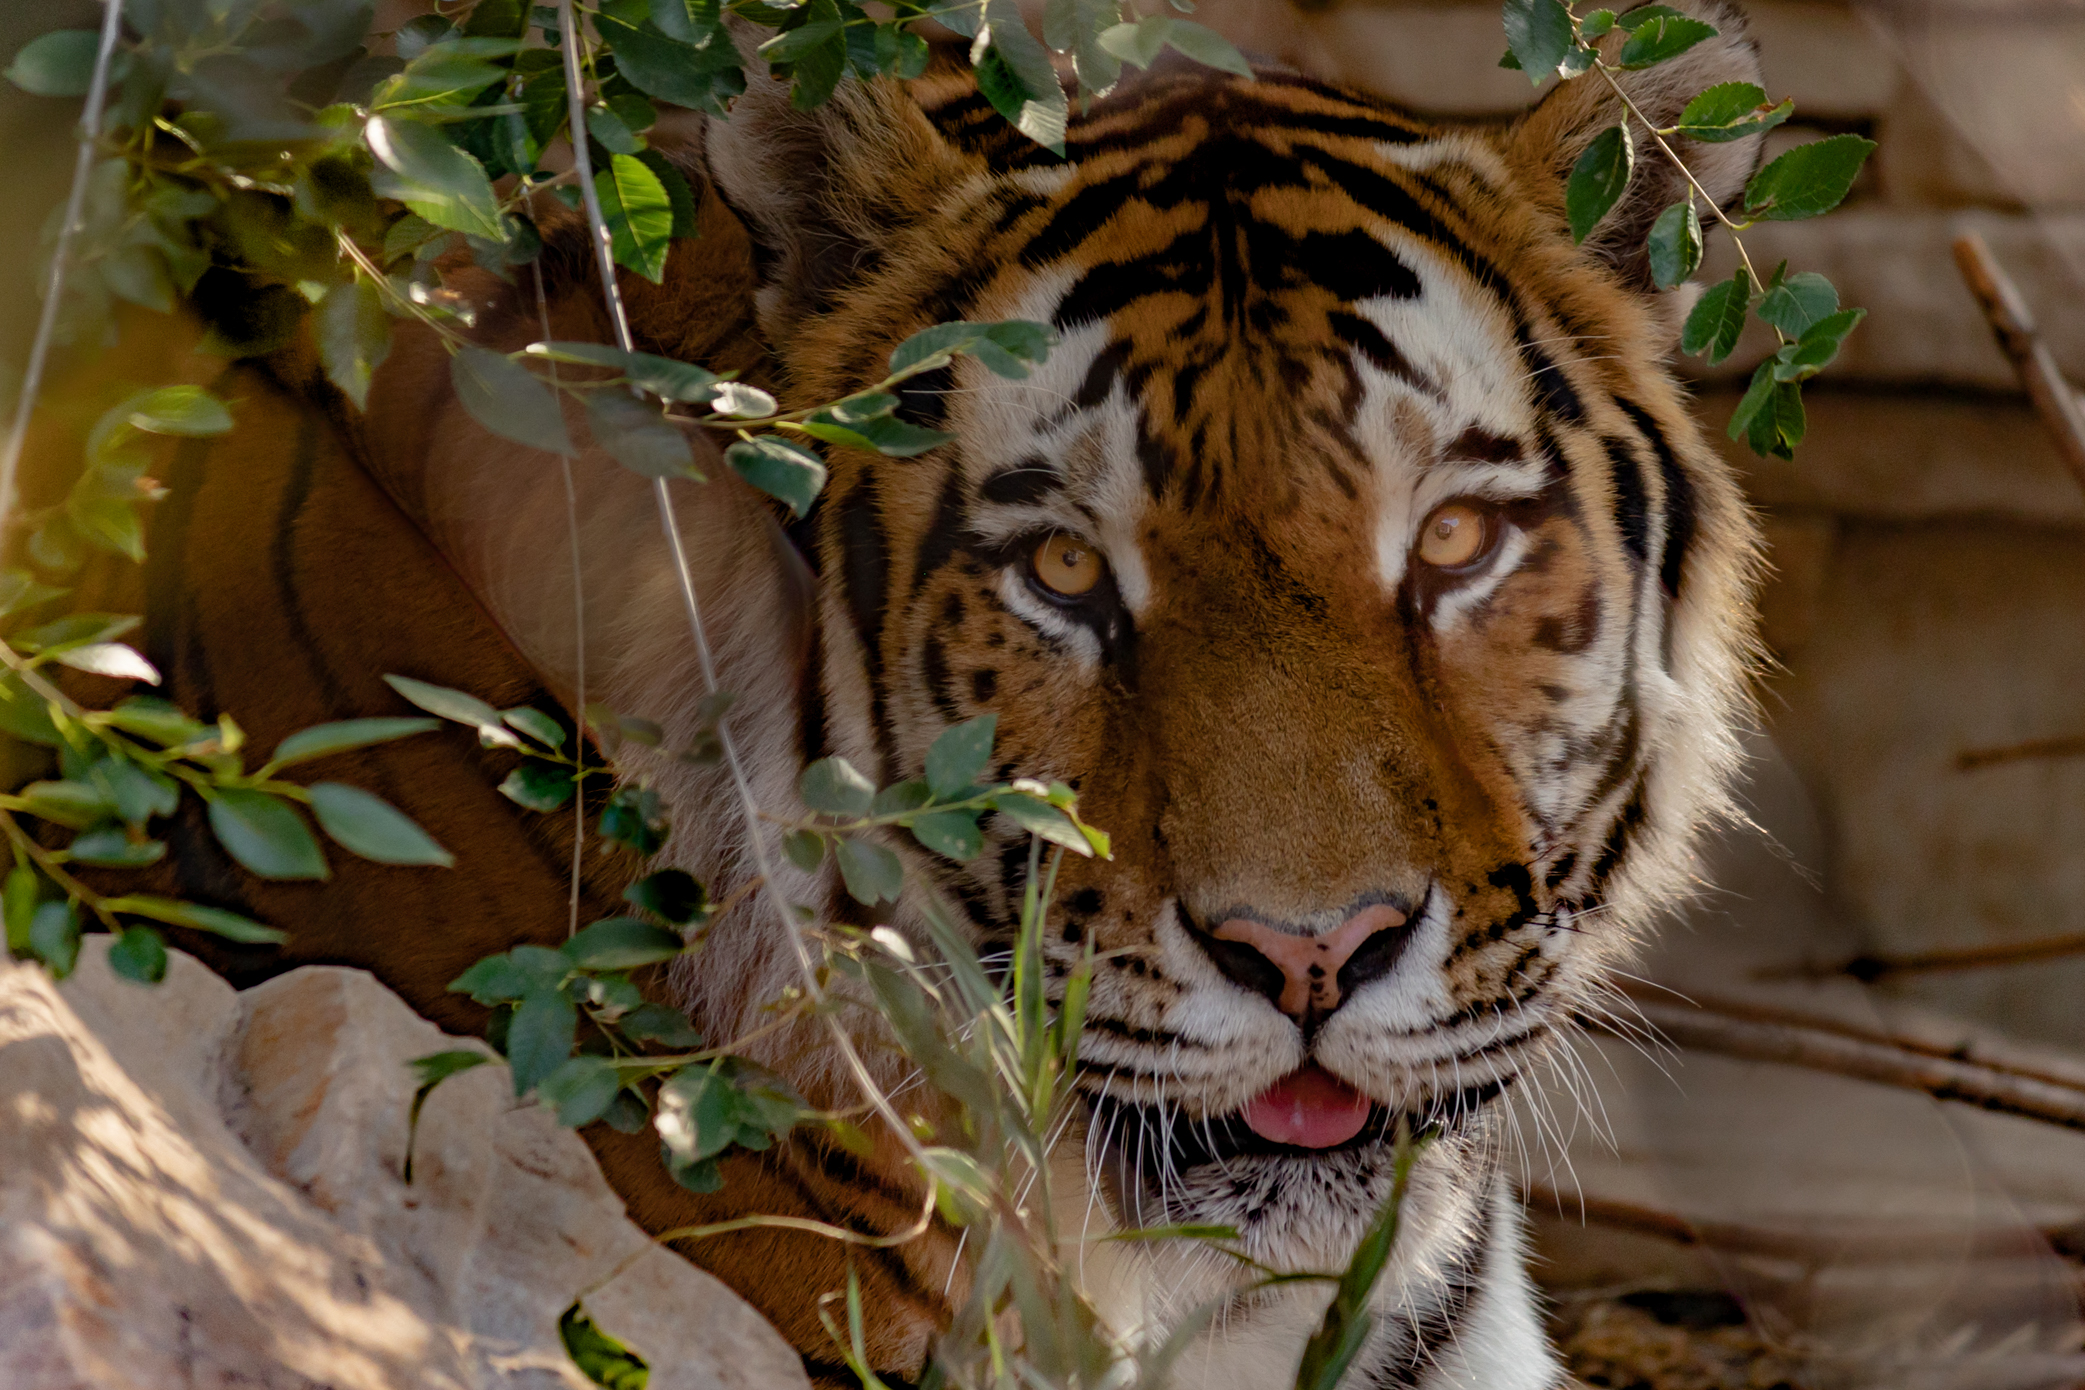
[0, 940, 810, 1390]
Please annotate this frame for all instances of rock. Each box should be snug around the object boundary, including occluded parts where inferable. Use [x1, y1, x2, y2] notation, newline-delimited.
[0, 942, 810, 1390]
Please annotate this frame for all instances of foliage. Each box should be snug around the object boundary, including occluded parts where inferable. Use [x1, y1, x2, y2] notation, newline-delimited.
[0, 0, 1881, 1386]
[1503, 0, 1873, 459]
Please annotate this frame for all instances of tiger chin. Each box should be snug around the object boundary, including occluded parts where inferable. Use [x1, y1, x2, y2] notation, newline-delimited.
[354, 4, 1773, 1386]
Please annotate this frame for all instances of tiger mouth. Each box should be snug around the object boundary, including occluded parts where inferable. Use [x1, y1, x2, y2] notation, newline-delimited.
[1088, 1075, 1506, 1179]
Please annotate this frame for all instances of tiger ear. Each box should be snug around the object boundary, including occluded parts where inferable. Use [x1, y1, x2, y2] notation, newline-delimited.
[1505, 0, 1766, 292]
[702, 35, 975, 341]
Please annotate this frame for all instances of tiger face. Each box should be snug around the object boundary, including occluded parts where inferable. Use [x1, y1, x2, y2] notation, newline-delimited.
[691, 2, 1764, 1373]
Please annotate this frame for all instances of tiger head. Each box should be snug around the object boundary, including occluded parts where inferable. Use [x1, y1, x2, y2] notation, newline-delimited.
[683, 0, 1765, 1308]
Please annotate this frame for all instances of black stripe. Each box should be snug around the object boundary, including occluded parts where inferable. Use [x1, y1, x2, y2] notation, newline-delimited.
[1518, 333, 1584, 424]
[1616, 398, 1696, 599]
[979, 457, 1064, 506]
[1604, 435, 1650, 566]
[836, 478, 893, 780]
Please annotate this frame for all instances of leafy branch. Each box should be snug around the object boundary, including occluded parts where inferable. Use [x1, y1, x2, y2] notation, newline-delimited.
[1503, 0, 1875, 459]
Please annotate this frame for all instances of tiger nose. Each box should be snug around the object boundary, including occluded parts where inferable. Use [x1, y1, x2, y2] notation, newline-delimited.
[1199, 904, 1412, 1021]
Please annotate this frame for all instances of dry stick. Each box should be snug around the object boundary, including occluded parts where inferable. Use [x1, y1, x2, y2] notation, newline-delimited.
[1523, 1183, 2074, 1266]
[1958, 734, 2085, 771]
[0, 0, 128, 548]
[1952, 232, 2085, 494]
[1591, 993, 2085, 1134]
[1759, 930, 2085, 984]
[550, 2, 932, 1176]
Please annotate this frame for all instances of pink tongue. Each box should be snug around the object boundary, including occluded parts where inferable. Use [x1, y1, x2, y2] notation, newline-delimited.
[1241, 1066, 1373, 1149]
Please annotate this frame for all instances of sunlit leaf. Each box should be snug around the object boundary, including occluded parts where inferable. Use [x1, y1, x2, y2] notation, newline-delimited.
[1671, 81, 1793, 143]
[53, 642, 159, 684]
[1755, 270, 1838, 336]
[1617, 11, 1717, 68]
[366, 116, 506, 241]
[596, 152, 674, 284]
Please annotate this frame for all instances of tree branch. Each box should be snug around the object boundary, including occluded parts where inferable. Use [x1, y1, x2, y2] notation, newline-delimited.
[1953, 232, 2085, 495]
[1588, 989, 2085, 1134]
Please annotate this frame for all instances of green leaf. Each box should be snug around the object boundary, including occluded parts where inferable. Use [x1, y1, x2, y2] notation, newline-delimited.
[1774, 306, 1864, 380]
[4, 865, 37, 955]
[411, 1049, 490, 1089]
[625, 869, 709, 925]
[650, 0, 723, 44]
[89, 759, 178, 827]
[1646, 200, 1702, 289]
[532, 341, 719, 400]
[800, 756, 876, 817]
[588, 391, 696, 478]
[835, 837, 904, 906]
[800, 411, 954, 458]
[782, 828, 826, 871]
[596, 152, 674, 284]
[560, 1303, 651, 1390]
[1680, 268, 1749, 365]
[925, 713, 996, 799]
[726, 436, 827, 519]
[1754, 270, 1838, 336]
[977, 0, 1068, 153]
[108, 926, 169, 985]
[586, 103, 645, 155]
[102, 894, 286, 945]
[910, 809, 984, 861]
[1566, 124, 1633, 244]
[67, 827, 166, 868]
[591, 8, 745, 118]
[507, 984, 578, 1094]
[5, 30, 102, 97]
[1501, 0, 1574, 83]
[1617, 11, 1717, 68]
[503, 707, 566, 750]
[123, 385, 233, 437]
[28, 901, 79, 978]
[1579, 9, 1617, 39]
[1294, 1135, 1423, 1390]
[18, 780, 112, 830]
[317, 279, 391, 411]
[537, 1055, 624, 1126]
[451, 345, 576, 456]
[270, 717, 440, 768]
[500, 760, 577, 811]
[989, 791, 1093, 855]
[870, 780, 932, 818]
[623, 1001, 703, 1047]
[309, 782, 455, 867]
[1744, 134, 1876, 221]
[1672, 81, 1793, 142]
[1096, 16, 1249, 77]
[208, 789, 330, 881]
[382, 673, 513, 735]
[0, 570, 66, 622]
[449, 948, 566, 1003]
[366, 116, 506, 241]
[564, 916, 686, 969]
[1726, 358, 1778, 443]
[599, 784, 667, 855]
[760, 16, 846, 63]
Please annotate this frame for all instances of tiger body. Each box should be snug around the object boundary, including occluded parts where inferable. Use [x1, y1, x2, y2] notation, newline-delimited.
[51, 7, 1770, 1384]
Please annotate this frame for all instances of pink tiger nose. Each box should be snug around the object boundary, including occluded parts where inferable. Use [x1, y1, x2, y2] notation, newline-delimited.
[1209, 904, 1411, 1020]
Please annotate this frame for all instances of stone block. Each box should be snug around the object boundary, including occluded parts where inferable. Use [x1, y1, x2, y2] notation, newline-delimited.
[1690, 385, 2085, 526]
[0, 944, 810, 1390]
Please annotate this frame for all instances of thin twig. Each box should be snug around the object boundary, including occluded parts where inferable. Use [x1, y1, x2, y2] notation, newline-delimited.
[1523, 1183, 2074, 1266]
[550, 1, 932, 1175]
[1957, 733, 2085, 772]
[1591, 991, 2085, 1134]
[1953, 232, 2085, 494]
[1757, 932, 2085, 984]
[0, 0, 128, 549]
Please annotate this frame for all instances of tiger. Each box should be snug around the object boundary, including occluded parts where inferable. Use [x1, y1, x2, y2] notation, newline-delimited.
[41, 2, 1770, 1384]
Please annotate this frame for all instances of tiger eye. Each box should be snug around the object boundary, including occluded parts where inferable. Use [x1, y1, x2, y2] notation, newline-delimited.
[1416, 503, 1489, 569]
[1032, 534, 1103, 597]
